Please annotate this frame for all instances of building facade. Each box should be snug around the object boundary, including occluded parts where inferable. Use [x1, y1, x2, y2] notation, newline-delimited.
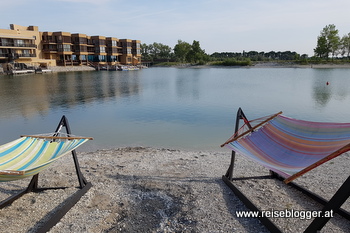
[0, 24, 141, 68]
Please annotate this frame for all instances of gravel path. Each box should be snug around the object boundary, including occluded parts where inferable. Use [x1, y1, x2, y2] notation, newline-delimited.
[0, 147, 349, 232]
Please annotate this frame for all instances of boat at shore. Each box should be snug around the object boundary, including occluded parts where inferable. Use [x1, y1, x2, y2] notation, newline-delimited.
[95, 65, 142, 71]
[9, 68, 52, 75]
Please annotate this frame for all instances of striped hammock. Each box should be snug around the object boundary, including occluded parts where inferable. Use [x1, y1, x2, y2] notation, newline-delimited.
[0, 134, 92, 182]
[222, 113, 350, 183]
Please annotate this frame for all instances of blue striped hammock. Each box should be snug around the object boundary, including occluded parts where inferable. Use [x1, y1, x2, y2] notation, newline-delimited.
[0, 134, 92, 182]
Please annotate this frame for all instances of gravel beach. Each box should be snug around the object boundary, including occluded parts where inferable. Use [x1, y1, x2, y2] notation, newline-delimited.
[0, 147, 349, 232]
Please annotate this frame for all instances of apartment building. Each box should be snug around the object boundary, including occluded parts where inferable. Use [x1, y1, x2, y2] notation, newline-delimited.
[0, 24, 141, 68]
[0, 24, 56, 67]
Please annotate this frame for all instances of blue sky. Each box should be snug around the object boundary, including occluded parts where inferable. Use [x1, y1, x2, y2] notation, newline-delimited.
[1, 0, 350, 56]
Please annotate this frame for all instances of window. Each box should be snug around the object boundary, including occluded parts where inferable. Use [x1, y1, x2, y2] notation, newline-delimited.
[1, 38, 9, 46]
[99, 55, 106, 61]
[123, 48, 131, 54]
[80, 45, 87, 52]
[80, 38, 87, 44]
[62, 36, 71, 43]
[49, 44, 57, 51]
[57, 44, 71, 52]
[64, 44, 71, 51]
[107, 55, 117, 62]
[95, 46, 106, 53]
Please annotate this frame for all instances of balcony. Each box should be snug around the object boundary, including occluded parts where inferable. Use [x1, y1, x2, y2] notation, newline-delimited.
[43, 48, 58, 53]
[0, 42, 36, 48]
[0, 53, 35, 59]
[17, 53, 36, 57]
[42, 39, 57, 44]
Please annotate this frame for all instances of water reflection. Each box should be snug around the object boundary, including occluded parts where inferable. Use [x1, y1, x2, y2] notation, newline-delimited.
[312, 69, 350, 108]
[0, 71, 142, 118]
[176, 68, 201, 100]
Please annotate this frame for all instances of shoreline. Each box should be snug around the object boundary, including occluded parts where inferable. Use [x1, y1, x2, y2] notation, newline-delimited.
[2, 62, 350, 75]
[0, 146, 349, 232]
[158, 62, 350, 69]
[251, 62, 350, 69]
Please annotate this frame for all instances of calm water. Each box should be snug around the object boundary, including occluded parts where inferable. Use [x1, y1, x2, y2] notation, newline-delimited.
[1, 67, 350, 151]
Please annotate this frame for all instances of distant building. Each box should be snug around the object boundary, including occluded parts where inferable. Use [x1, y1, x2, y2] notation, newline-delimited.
[0, 24, 141, 68]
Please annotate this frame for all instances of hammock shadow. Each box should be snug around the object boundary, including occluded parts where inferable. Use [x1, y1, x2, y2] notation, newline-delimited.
[223, 175, 350, 232]
[279, 178, 350, 231]
[218, 176, 272, 233]
[28, 183, 92, 232]
[0, 183, 28, 195]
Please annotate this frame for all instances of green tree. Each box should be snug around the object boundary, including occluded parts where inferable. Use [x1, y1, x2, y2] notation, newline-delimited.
[340, 33, 350, 58]
[186, 40, 209, 64]
[174, 40, 191, 62]
[152, 42, 173, 60]
[141, 42, 173, 61]
[141, 43, 153, 61]
[314, 24, 340, 59]
[314, 35, 329, 58]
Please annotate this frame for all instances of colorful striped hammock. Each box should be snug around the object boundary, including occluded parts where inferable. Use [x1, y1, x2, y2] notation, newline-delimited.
[0, 134, 92, 182]
[222, 112, 350, 183]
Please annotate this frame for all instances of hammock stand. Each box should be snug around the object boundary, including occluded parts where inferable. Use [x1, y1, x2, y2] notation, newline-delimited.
[221, 108, 350, 233]
[0, 115, 92, 232]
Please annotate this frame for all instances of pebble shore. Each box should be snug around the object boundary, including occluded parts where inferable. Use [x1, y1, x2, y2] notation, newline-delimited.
[49, 66, 96, 72]
[0, 147, 349, 232]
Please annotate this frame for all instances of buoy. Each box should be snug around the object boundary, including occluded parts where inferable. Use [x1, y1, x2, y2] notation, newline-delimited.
[326, 81, 329, 85]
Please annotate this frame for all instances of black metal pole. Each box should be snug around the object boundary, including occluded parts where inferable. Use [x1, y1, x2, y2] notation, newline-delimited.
[304, 175, 350, 232]
[55, 115, 87, 188]
[225, 108, 252, 180]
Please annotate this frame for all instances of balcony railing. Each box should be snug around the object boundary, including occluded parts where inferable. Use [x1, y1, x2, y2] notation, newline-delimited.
[0, 53, 36, 58]
[0, 42, 36, 48]
[17, 53, 36, 57]
[42, 48, 58, 52]
[42, 39, 57, 43]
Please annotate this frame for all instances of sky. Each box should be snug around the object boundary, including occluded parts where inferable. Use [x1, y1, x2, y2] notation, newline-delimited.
[1, 0, 350, 56]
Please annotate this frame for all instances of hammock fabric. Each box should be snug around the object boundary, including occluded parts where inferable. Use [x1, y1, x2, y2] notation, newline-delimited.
[223, 113, 350, 183]
[0, 135, 91, 182]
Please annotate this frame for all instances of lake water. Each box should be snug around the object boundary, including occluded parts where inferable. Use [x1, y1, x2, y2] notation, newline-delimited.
[1, 67, 350, 151]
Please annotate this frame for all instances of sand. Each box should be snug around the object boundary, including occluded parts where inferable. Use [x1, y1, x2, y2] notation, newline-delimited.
[0, 147, 349, 232]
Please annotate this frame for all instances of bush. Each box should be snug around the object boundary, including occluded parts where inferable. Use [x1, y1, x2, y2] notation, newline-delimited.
[211, 58, 252, 66]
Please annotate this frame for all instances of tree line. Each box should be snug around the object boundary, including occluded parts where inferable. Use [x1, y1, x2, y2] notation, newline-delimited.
[141, 24, 350, 66]
[314, 24, 350, 59]
[141, 40, 210, 65]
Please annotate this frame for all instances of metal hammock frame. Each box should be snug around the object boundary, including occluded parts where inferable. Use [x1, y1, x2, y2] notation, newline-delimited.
[0, 115, 92, 232]
[222, 108, 350, 233]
